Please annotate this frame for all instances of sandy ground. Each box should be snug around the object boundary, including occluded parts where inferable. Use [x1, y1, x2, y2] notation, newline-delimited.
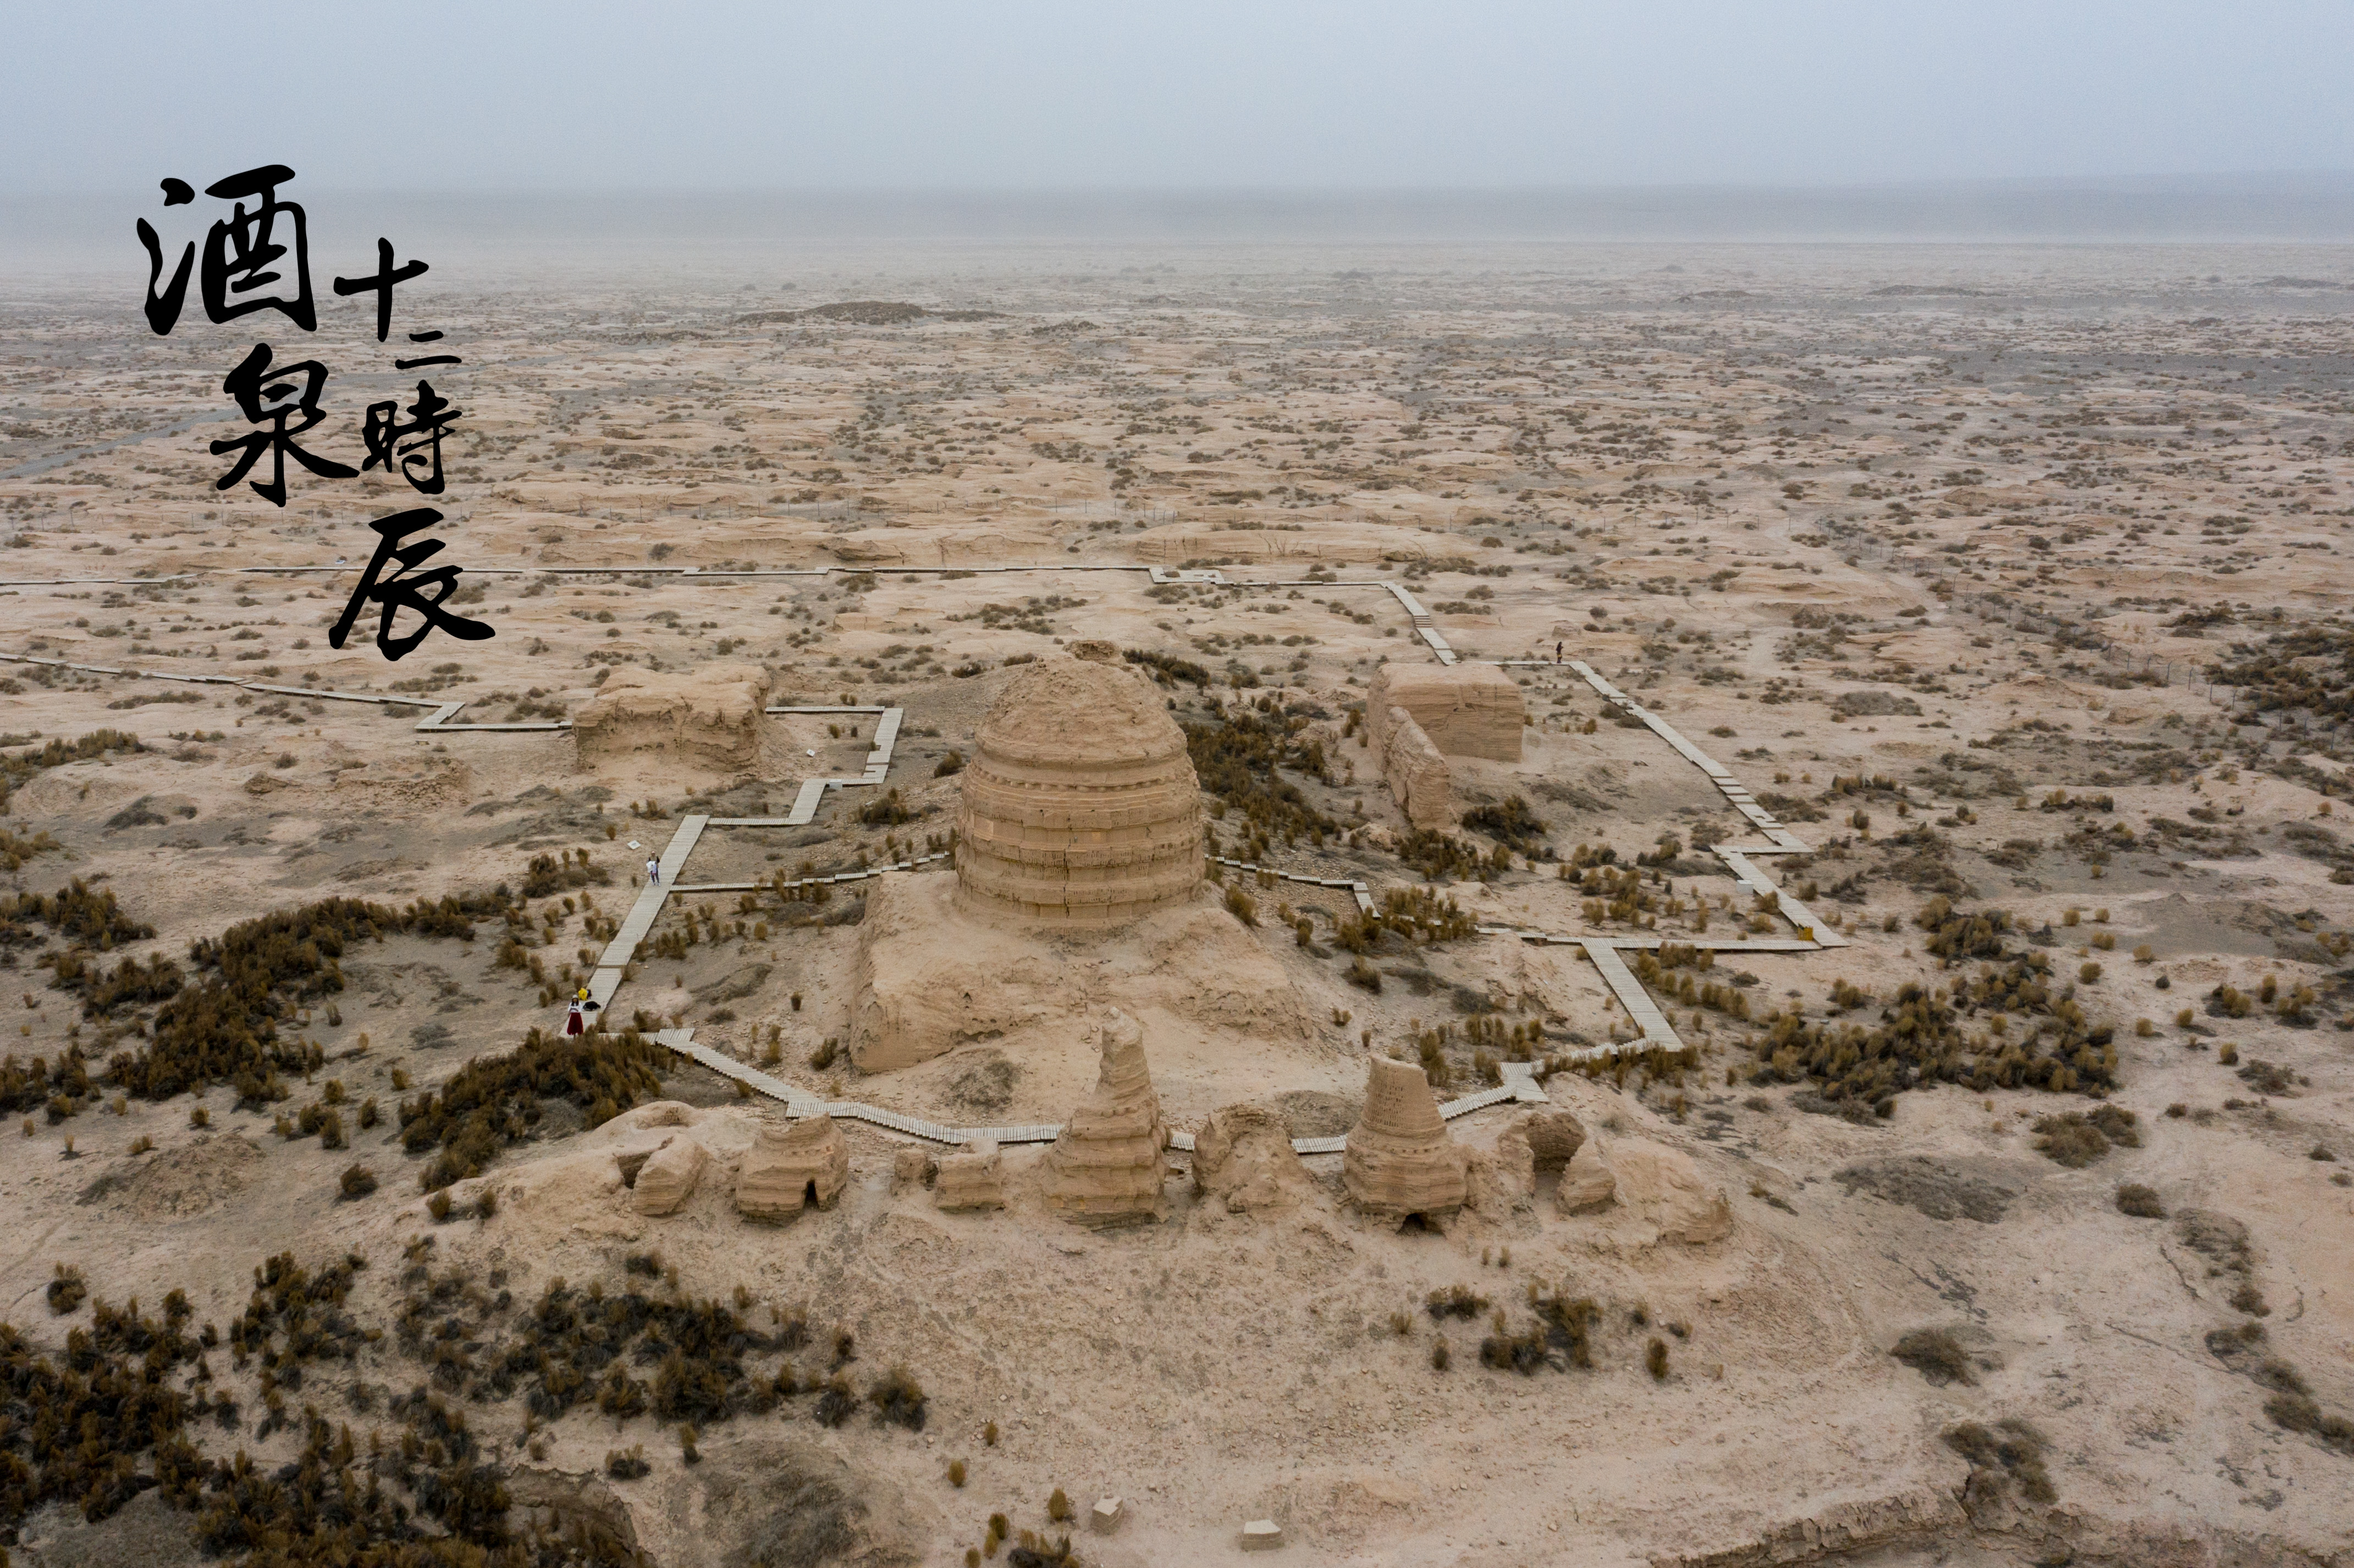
[1, 242, 2351, 1566]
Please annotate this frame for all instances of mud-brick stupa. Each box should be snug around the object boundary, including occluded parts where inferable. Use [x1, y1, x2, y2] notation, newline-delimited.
[955, 657, 1205, 927]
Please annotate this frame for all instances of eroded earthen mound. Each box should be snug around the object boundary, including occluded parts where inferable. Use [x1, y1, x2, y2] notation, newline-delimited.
[956, 659, 1203, 927]
[735, 1114, 848, 1222]
[572, 661, 771, 773]
[1192, 1103, 1313, 1216]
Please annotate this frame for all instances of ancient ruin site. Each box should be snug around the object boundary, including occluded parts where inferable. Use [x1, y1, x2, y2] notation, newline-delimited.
[2, 243, 2353, 1568]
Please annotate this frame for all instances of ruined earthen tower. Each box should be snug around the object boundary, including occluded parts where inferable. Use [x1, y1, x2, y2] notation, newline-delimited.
[955, 658, 1204, 927]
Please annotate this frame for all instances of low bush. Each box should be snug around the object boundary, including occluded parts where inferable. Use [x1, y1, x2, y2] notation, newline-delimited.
[1890, 1327, 1974, 1385]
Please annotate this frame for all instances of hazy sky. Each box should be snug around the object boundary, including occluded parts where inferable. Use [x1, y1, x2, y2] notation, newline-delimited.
[8, 0, 2352, 192]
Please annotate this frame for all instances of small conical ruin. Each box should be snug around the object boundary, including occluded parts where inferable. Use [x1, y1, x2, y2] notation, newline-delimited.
[1042, 1009, 1170, 1225]
[734, 1114, 849, 1222]
[1343, 1056, 1468, 1230]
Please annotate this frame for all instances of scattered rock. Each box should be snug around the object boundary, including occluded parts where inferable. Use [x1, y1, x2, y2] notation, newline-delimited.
[1831, 689, 1924, 718]
[1835, 1157, 2016, 1223]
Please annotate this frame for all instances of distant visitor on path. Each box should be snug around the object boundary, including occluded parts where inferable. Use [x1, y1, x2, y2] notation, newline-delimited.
[1555, 640, 1563, 664]
[645, 855, 660, 884]
[564, 998, 585, 1036]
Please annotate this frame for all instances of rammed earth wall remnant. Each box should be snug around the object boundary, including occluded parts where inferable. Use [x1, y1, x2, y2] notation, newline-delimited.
[1367, 662, 1524, 763]
[1379, 705, 1454, 829]
[572, 661, 772, 772]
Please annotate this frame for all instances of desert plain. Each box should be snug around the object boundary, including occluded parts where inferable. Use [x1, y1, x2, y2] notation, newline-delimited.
[0, 239, 2351, 1567]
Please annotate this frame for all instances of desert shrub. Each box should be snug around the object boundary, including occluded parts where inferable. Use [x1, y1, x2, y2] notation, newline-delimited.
[400, 1025, 667, 1190]
[2115, 1183, 2165, 1218]
[2033, 1105, 2138, 1168]
[2236, 1058, 2298, 1096]
[933, 749, 965, 777]
[1377, 884, 1477, 943]
[1891, 1327, 1974, 1385]
[227, 1250, 370, 1368]
[814, 1374, 858, 1427]
[1224, 886, 1258, 926]
[1183, 704, 1342, 849]
[1123, 648, 1210, 687]
[1751, 945, 2116, 1110]
[0, 1046, 96, 1120]
[1942, 1418, 2057, 1505]
[1398, 827, 1487, 882]
[46, 1263, 86, 1315]
[868, 1364, 927, 1431]
[2033, 1113, 2104, 1167]
[108, 891, 511, 1107]
[606, 1445, 650, 1479]
[1007, 1534, 1078, 1567]
[1047, 1487, 1073, 1523]
[520, 848, 610, 898]
[948, 1458, 967, 1488]
[856, 789, 918, 827]
[1425, 1284, 1489, 1321]
[339, 1164, 379, 1200]
[1461, 796, 1552, 858]
[427, 1275, 808, 1430]
[1645, 1337, 1670, 1381]
[0, 729, 144, 815]
[1475, 1291, 1597, 1376]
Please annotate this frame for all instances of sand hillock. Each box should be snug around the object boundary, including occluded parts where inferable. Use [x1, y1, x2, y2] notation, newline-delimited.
[851, 873, 1310, 1072]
